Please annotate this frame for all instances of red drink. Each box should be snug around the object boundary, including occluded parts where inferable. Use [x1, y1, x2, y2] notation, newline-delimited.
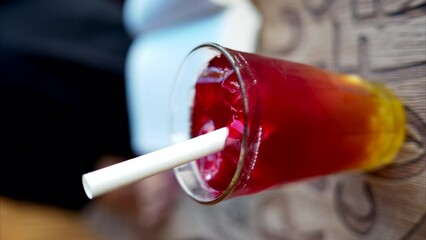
[172, 43, 405, 204]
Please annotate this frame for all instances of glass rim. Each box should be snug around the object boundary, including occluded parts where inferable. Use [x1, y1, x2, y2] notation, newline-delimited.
[172, 42, 249, 204]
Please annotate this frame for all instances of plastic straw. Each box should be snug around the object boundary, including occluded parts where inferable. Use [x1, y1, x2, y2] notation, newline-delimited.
[82, 127, 229, 199]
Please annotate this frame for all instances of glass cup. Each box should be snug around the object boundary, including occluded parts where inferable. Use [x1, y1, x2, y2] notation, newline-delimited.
[170, 43, 406, 204]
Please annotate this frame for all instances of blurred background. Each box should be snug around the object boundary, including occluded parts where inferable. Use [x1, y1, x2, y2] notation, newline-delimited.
[1, 0, 425, 240]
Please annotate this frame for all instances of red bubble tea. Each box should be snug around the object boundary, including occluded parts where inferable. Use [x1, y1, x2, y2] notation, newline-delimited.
[173, 43, 405, 204]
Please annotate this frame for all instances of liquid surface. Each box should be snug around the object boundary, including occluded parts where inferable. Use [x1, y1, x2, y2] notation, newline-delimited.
[191, 56, 244, 191]
[191, 53, 405, 195]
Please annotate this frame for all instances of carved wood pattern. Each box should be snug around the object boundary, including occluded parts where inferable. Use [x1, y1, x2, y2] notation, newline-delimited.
[244, 1, 426, 239]
[165, 1, 425, 240]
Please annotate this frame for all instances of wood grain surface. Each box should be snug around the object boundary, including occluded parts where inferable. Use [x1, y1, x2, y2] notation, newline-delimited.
[236, 1, 426, 239]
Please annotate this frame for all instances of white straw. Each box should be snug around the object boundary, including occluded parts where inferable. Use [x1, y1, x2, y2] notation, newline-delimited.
[82, 127, 229, 199]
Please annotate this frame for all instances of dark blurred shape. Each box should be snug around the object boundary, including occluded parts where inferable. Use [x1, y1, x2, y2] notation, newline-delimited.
[0, 0, 133, 210]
